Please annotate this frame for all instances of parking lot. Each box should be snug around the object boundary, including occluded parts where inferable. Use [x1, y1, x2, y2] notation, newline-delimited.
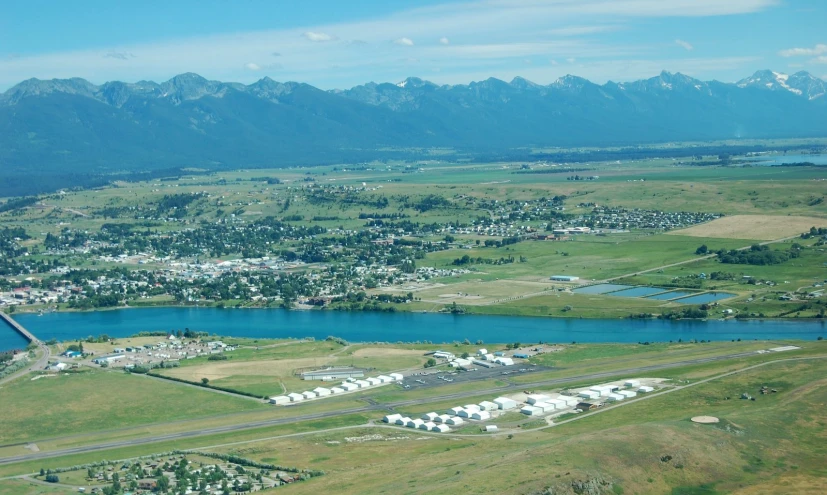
[399, 363, 554, 391]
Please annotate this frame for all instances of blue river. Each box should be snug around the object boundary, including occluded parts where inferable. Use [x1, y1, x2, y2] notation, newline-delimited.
[1, 307, 825, 351]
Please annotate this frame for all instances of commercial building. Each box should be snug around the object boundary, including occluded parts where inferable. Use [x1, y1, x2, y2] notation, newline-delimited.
[493, 397, 518, 410]
[578, 390, 600, 400]
[287, 392, 304, 402]
[301, 367, 366, 381]
[521, 406, 543, 416]
[92, 354, 125, 365]
[269, 396, 290, 405]
[526, 394, 550, 405]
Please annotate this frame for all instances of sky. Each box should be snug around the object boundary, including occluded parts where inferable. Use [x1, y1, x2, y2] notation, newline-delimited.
[1, 0, 826, 90]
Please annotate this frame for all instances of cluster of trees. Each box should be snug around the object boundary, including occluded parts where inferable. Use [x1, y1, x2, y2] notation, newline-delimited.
[408, 194, 452, 212]
[801, 226, 827, 239]
[658, 308, 709, 320]
[452, 254, 515, 266]
[0, 196, 39, 213]
[717, 244, 801, 265]
[357, 212, 408, 220]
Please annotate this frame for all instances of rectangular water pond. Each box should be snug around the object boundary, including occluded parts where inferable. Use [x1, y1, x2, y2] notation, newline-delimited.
[607, 286, 667, 298]
[573, 284, 632, 295]
[646, 290, 697, 300]
[673, 292, 736, 304]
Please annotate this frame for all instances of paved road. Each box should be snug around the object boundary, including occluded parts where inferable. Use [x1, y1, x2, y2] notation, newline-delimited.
[0, 313, 50, 386]
[0, 347, 778, 466]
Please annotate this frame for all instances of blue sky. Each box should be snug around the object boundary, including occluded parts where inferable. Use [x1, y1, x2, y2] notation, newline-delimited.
[1, 0, 825, 90]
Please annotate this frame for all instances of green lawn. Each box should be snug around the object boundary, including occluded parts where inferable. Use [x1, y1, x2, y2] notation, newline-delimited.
[0, 371, 264, 445]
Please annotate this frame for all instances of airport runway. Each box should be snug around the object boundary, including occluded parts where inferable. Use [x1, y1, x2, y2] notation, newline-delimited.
[0, 348, 767, 466]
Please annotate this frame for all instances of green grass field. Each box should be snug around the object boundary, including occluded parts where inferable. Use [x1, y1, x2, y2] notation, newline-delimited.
[0, 371, 264, 445]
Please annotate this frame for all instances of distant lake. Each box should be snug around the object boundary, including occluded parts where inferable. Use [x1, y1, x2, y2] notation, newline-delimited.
[745, 154, 827, 166]
[1, 308, 825, 351]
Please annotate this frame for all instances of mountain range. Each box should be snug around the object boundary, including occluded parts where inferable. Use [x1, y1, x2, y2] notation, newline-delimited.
[1, 70, 825, 196]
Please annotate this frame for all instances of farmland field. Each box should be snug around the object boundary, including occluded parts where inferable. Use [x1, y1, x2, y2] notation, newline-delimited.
[669, 214, 827, 240]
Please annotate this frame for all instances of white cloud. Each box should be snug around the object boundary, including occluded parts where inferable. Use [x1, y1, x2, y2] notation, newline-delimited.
[778, 44, 827, 57]
[303, 32, 334, 42]
[548, 25, 618, 36]
[550, 59, 559, 65]
[813, 55, 827, 64]
[567, 57, 577, 64]
[439, 37, 450, 45]
[394, 37, 414, 46]
[675, 39, 693, 51]
[105, 51, 136, 60]
[245, 63, 261, 71]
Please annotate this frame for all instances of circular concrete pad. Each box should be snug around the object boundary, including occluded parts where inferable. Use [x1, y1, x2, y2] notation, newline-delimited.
[691, 416, 720, 424]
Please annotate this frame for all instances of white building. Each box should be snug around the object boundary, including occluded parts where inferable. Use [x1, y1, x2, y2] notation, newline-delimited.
[494, 357, 514, 366]
[301, 391, 316, 400]
[477, 348, 488, 356]
[420, 421, 437, 431]
[484, 425, 499, 432]
[618, 390, 637, 398]
[377, 375, 393, 383]
[589, 386, 615, 397]
[396, 416, 411, 426]
[471, 411, 491, 421]
[450, 406, 465, 415]
[493, 397, 518, 410]
[354, 380, 371, 388]
[432, 424, 451, 433]
[578, 390, 600, 400]
[330, 386, 345, 394]
[366, 377, 382, 386]
[421, 412, 439, 421]
[407, 419, 425, 429]
[478, 401, 499, 411]
[435, 414, 452, 424]
[269, 396, 290, 405]
[526, 394, 550, 405]
[638, 385, 654, 393]
[389, 373, 404, 381]
[340, 382, 359, 392]
[606, 393, 625, 402]
[473, 359, 496, 368]
[312, 387, 331, 397]
[521, 406, 543, 416]
[446, 417, 464, 426]
[287, 392, 304, 402]
[624, 379, 641, 388]
[383, 413, 403, 423]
